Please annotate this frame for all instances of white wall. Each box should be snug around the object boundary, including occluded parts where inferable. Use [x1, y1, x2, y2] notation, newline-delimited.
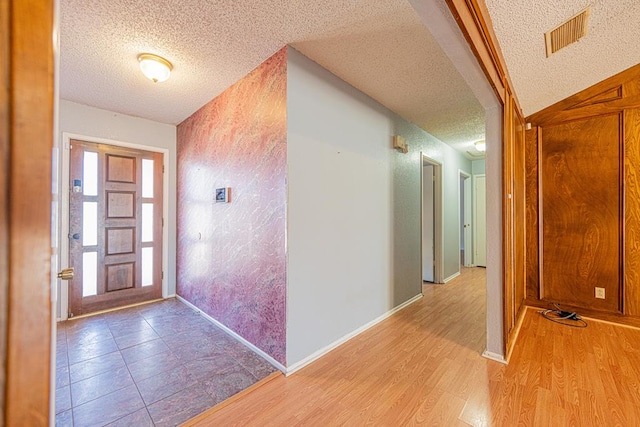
[286, 48, 472, 366]
[58, 100, 178, 300]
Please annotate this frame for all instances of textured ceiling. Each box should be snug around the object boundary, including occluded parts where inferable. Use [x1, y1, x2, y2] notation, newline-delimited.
[484, 0, 640, 117]
[60, 0, 485, 158]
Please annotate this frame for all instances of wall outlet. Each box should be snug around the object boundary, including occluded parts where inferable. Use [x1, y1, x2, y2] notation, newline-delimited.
[595, 287, 606, 299]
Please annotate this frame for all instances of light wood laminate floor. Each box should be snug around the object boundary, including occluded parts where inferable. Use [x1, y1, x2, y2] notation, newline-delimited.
[186, 267, 640, 426]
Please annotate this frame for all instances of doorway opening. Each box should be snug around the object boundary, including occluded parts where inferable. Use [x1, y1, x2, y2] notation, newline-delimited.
[421, 155, 443, 283]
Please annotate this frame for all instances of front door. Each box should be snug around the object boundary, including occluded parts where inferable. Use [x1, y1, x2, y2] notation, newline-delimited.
[68, 140, 163, 316]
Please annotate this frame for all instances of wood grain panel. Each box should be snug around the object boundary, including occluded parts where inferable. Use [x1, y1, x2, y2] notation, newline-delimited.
[106, 263, 135, 292]
[106, 154, 135, 183]
[540, 114, 621, 313]
[625, 108, 640, 316]
[525, 127, 539, 300]
[6, 0, 54, 424]
[107, 191, 135, 218]
[106, 227, 135, 255]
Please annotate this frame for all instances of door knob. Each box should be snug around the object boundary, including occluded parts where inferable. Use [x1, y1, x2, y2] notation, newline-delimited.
[57, 267, 74, 280]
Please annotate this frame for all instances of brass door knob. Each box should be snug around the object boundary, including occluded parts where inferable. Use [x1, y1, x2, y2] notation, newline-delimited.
[57, 267, 74, 280]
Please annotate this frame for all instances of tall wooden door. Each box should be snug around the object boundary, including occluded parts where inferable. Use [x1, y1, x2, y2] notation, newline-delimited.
[68, 140, 163, 316]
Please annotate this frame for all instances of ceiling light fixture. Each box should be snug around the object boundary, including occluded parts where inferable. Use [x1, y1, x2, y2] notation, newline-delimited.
[137, 53, 173, 83]
[475, 140, 486, 152]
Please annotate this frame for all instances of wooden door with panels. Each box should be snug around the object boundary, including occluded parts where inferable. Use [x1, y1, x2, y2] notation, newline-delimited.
[68, 140, 163, 316]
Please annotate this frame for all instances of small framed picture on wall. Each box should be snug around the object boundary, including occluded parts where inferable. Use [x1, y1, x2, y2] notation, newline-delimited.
[215, 187, 230, 203]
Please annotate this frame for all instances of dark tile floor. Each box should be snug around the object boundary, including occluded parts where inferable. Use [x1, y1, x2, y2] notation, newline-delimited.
[55, 298, 278, 427]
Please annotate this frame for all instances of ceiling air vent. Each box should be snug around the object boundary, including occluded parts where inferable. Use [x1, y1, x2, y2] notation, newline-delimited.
[545, 7, 590, 57]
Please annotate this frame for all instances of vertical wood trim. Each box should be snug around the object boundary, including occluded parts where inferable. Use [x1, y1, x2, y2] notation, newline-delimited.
[0, 0, 9, 421]
[624, 108, 640, 315]
[524, 127, 539, 301]
[445, 0, 505, 104]
[6, 0, 54, 424]
[620, 113, 625, 314]
[502, 89, 515, 352]
[513, 108, 526, 314]
[537, 127, 544, 300]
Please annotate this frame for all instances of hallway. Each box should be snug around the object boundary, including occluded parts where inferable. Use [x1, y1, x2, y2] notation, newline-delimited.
[55, 299, 278, 426]
[187, 267, 640, 426]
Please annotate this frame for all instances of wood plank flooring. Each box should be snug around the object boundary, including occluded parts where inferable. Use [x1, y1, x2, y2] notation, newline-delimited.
[186, 267, 640, 426]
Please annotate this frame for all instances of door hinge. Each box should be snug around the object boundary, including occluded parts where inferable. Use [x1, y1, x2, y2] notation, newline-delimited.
[161, 271, 164, 280]
[162, 165, 165, 173]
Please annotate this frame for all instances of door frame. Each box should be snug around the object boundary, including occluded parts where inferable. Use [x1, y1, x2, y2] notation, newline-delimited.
[59, 132, 169, 321]
[420, 153, 443, 284]
[458, 170, 472, 267]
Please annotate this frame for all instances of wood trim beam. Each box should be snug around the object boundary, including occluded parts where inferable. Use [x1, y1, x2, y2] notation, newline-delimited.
[527, 63, 640, 124]
[0, 0, 9, 421]
[5, 0, 54, 424]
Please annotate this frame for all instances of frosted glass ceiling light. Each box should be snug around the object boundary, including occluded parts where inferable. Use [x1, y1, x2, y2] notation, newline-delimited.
[138, 53, 172, 83]
[475, 140, 486, 152]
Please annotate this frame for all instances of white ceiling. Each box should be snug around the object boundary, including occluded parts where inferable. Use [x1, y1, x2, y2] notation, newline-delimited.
[60, 0, 640, 156]
[484, 0, 640, 117]
[59, 0, 486, 158]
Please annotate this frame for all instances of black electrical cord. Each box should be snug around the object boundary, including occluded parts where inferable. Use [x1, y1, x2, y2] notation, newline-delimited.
[538, 303, 588, 328]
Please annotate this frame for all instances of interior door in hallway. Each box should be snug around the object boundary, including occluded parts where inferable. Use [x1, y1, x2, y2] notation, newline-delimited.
[68, 140, 163, 316]
[462, 173, 472, 267]
[422, 164, 435, 282]
[475, 175, 487, 267]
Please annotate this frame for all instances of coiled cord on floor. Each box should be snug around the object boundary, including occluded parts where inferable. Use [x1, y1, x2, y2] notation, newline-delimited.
[538, 303, 588, 328]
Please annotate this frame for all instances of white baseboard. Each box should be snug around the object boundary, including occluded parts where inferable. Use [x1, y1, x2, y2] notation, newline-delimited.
[176, 295, 286, 373]
[482, 350, 508, 365]
[285, 293, 424, 376]
[443, 271, 461, 283]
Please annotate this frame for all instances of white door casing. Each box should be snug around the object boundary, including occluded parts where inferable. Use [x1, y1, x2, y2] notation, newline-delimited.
[474, 174, 487, 267]
[422, 164, 435, 282]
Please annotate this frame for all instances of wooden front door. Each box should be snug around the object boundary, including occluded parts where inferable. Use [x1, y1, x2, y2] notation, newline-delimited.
[68, 140, 163, 316]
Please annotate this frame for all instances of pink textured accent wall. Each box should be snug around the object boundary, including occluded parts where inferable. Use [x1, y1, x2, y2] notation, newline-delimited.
[176, 48, 287, 364]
